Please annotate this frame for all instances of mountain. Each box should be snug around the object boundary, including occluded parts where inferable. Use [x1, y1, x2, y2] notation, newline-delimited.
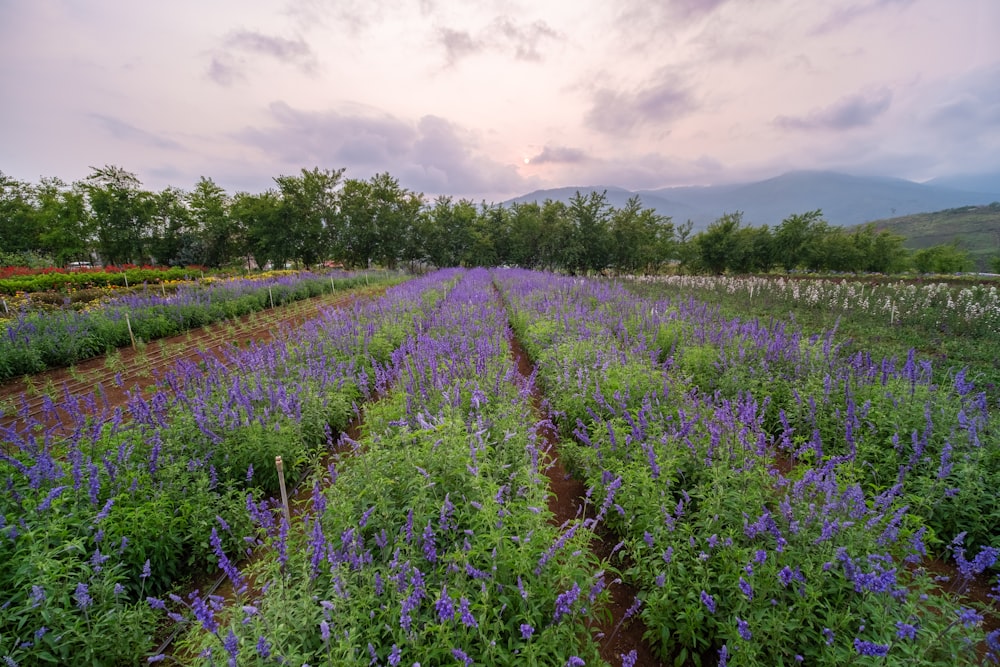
[505, 185, 702, 222]
[504, 170, 1000, 231]
[923, 171, 1000, 194]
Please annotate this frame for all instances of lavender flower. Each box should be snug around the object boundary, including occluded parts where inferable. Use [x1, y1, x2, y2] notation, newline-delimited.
[621, 650, 637, 667]
[853, 638, 889, 657]
[435, 586, 455, 622]
[565, 658, 585, 667]
[736, 617, 752, 641]
[74, 582, 92, 610]
[895, 621, 917, 640]
[553, 582, 581, 622]
[738, 576, 753, 600]
[223, 629, 239, 667]
[520, 623, 534, 639]
[451, 648, 473, 666]
[700, 590, 716, 614]
[458, 597, 478, 628]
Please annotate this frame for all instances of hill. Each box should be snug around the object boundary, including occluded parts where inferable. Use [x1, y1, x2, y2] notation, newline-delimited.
[504, 170, 1000, 231]
[863, 203, 1000, 271]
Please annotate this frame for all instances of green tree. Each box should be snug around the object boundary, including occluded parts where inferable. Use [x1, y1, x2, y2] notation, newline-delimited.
[423, 196, 475, 268]
[694, 212, 744, 274]
[148, 186, 196, 266]
[34, 178, 94, 266]
[233, 190, 285, 270]
[274, 167, 344, 268]
[188, 177, 236, 267]
[912, 242, 974, 274]
[851, 224, 907, 273]
[0, 171, 41, 256]
[774, 210, 826, 271]
[567, 191, 611, 273]
[811, 228, 861, 272]
[609, 195, 676, 274]
[83, 165, 153, 265]
[502, 202, 545, 268]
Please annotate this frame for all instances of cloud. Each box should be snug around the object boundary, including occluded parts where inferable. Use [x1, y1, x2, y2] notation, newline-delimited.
[435, 15, 560, 66]
[207, 30, 318, 84]
[492, 18, 559, 62]
[225, 30, 315, 65]
[207, 56, 245, 86]
[89, 114, 183, 151]
[774, 88, 892, 130]
[585, 71, 697, 135]
[527, 145, 589, 165]
[438, 28, 483, 65]
[811, 0, 915, 35]
[235, 102, 528, 198]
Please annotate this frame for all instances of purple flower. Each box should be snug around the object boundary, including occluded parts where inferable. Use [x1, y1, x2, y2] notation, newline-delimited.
[621, 650, 637, 667]
[435, 586, 455, 622]
[223, 629, 239, 667]
[422, 521, 437, 563]
[736, 617, 752, 641]
[459, 597, 478, 628]
[957, 607, 983, 628]
[822, 628, 835, 645]
[320, 620, 330, 642]
[895, 621, 917, 640]
[700, 590, 716, 614]
[74, 582, 92, 610]
[451, 648, 473, 666]
[520, 623, 534, 639]
[853, 638, 889, 657]
[553, 582, 581, 622]
[141, 559, 152, 580]
[565, 658, 585, 667]
[388, 645, 401, 666]
[718, 644, 729, 667]
[738, 576, 753, 600]
[37, 485, 67, 512]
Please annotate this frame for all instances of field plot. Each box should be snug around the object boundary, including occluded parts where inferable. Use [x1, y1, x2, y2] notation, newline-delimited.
[2, 268, 998, 666]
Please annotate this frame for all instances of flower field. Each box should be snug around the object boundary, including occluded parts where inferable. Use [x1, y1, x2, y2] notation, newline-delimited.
[0, 269, 395, 382]
[1, 268, 998, 665]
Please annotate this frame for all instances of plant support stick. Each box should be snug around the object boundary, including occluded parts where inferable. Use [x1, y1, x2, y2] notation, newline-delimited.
[275, 456, 291, 526]
[125, 312, 137, 349]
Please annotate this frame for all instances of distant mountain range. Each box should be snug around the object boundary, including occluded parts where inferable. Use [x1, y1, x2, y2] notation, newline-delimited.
[504, 170, 1000, 231]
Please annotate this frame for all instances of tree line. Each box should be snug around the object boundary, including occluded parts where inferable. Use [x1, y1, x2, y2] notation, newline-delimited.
[0, 165, 981, 275]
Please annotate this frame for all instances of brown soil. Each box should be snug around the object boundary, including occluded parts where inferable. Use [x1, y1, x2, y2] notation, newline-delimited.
[507, 330, 667, 667]
[0, 287, 384, 435]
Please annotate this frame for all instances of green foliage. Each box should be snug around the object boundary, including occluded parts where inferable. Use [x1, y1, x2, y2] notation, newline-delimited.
[912, 242, 974, 274]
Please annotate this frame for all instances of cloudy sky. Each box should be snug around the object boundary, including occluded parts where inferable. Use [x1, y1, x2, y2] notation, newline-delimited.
[1, 0, 998, 201]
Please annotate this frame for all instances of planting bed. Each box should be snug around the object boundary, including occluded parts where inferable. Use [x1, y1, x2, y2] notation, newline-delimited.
[2, 268, 998, 666]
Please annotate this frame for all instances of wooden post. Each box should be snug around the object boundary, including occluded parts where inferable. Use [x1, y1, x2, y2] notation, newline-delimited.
[125, 312, 137, 349]
[269, 287, 275, 309]
[124, 272, 129, 288]
[275, 456, 291, 526]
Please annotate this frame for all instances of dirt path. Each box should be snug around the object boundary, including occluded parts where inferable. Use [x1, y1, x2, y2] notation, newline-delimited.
[507, 330, 667, 667]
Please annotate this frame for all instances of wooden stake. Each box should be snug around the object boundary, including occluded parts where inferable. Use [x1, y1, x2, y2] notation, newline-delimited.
[125, 312, 137, 349]
[124, 272, 129, 288]
[269, 287, 275, 309]
[275, 456, 291, 526]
